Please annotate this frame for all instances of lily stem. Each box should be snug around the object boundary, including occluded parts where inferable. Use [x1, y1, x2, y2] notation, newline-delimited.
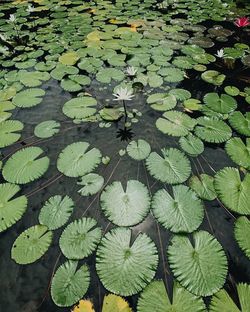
[122, 99, 128, 124]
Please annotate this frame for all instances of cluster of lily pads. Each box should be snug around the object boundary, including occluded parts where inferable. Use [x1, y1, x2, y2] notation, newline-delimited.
[0, 0, 250, 311]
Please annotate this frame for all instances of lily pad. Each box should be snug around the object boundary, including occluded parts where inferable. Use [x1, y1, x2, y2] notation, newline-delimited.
[39, 195, 74, 230]
[0, 120, 23, 148]
[51, 260, 90, 307]
[168, 231, 228, 296]
[11, 225, 53, 265]
[77, 173, 104, 196]
[63, 96, 97, 119]
[152, 185, 204, 233]
[100, 180, 150, 227]
[13, 88, 45, 108]
[57, 142, 102, 178]
[3, 147, 50, 184]
[34, 120, 60, 138]
[59, 217, 102, 260]
[0, 183, 27, 233]
[96, 228, 158, 296]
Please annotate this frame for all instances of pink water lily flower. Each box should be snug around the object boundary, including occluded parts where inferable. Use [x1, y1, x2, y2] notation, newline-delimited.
[234, 17, 250, 28]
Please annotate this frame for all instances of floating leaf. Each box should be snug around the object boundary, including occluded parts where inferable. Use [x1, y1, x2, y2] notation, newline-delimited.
[179, 134, 204, 157]
[194, 117, 232, 143]
[0, 120, 23, 148]
[146, 148, 191, 184]
[0, 183, 27, 233]
[234, 217, 250, 259]
[210, 283, 250, 312]
[96, 228, 158, 296]
[126, 139, 151, 160]
[204, 93, 237, 114]
[225, 138, 250, 170]
[77, 173, 104, 196]
[229, 111, 250, 137]
[152, 185, 204, 233]
[57, 142, 102, 178]
[72, 300, 95, 312]
[100, 180, 150, 227]
[224, 86, 240, 97]
[147, 93, 177, 111]
[102, 294, 132, 312]
[168, 231, 228, 296]
[214, 167, 250, 215]
[51, 260, 90, 307]
[156, 111, 197, 137]
[11, 225, 53, 265]
[169, 88, 191, 101]
[189, 174, 217, 201]
[63, 97, 97, 119]
[99, 108, 123, 121]
[59, 217, 102, 260]
[34, 120, 60, 138]
[59, 52, 80, 66]
[137, 280, 206, 312]
[3, 147, 50, 184]
[13, 88, 45, 108]
[201, 70, 226, 86]
[159, 67, 184, 82]
[39, 195, 74, 230]
[96, 68, 125, 83]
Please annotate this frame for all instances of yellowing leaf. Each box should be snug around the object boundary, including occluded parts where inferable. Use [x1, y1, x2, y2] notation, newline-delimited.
[72, 300, 95, 312]
[102, 294, 132, 312]
[86, 31, 101, 42]
[59, 51, 79, 66]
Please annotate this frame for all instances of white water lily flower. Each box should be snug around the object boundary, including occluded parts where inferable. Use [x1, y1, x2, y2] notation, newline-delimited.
[9, 14, 16, 23]
[113, 87, 134, 101]
[126, 66, 137, 76]
[27, 5, 35, 13]
[215, 49, 224, 58]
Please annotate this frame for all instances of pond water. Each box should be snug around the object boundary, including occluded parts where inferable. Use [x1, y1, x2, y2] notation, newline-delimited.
[0, 0, 250, 311]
